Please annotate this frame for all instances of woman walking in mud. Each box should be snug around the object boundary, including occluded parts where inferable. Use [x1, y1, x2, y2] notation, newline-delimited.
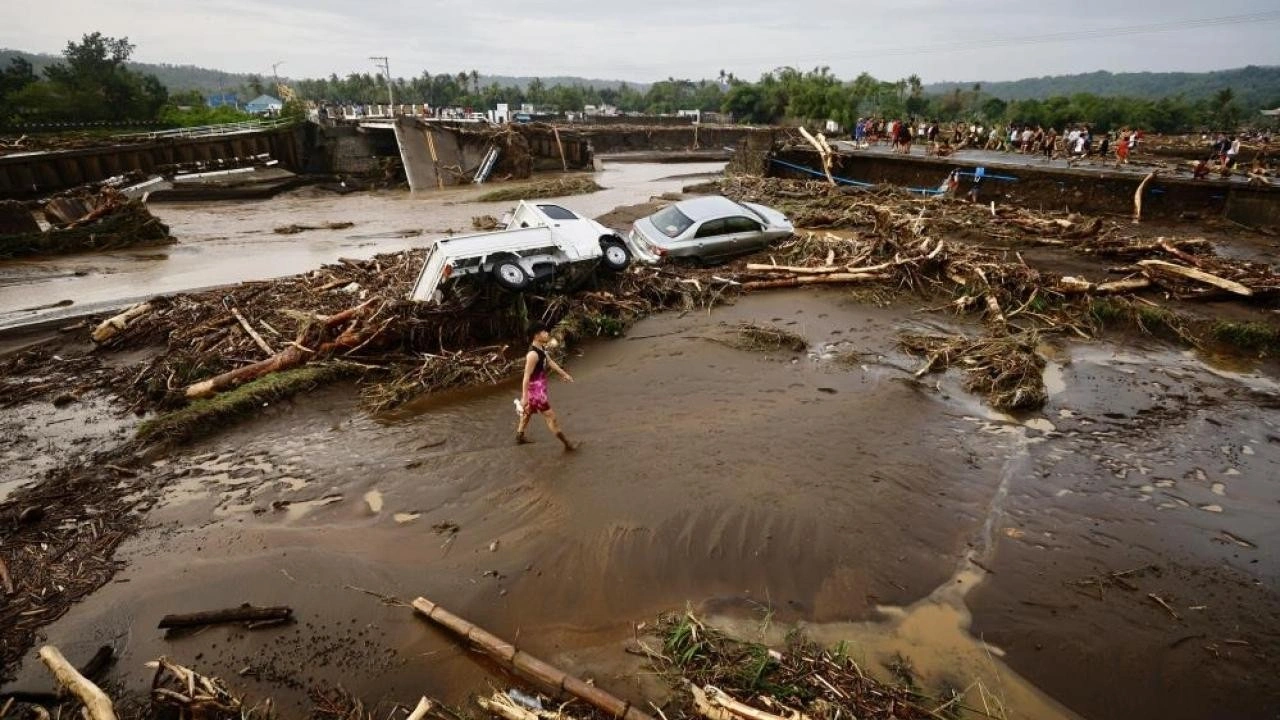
[515, 322, 577, 450]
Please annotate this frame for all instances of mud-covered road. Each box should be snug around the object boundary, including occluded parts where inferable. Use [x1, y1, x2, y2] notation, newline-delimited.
[6, 288, 1279, 720]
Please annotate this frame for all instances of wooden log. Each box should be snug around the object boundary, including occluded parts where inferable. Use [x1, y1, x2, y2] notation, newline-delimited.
[744, 263, 839, 275]
[91, 303, 151, 344]
[1096, 278, 1152, 294]
[478, 695, 538, 720]
[0, 555, 13, 595]
[412, 597, 653, 720]
[1137, 259, 1253, 297]
[184, 343, 307, 399]
[1133, 172, 1156, 224]
[406, 697, 434, 720]
[797, 127, 834, 186]
[740, 273, 888, 291]
[37, 646, 117, 720]
[231, 307, 274, 356]
[552, 128, 568, 172]
[157, 604, 292, 629]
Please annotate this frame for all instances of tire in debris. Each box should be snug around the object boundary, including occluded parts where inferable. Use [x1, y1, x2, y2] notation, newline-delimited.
[492, 257, 531, 291]
[600, 238, 632, 272]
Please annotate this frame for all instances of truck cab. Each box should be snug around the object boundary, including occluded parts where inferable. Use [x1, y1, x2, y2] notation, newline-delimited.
[407, 201, 631, 304]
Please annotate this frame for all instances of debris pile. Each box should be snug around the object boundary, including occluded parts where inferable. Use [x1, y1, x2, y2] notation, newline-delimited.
[646, 612, 943, 720]
[478, 176, 604, 203]
[0, 187, 172, 258]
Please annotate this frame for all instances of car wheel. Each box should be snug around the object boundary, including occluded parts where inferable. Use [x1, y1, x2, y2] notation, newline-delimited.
[600, 239, 631, 272]
[491, 257, 530, 291]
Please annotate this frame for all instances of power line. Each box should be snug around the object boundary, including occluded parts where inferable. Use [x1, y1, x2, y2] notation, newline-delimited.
[709, 11, 1280, 67]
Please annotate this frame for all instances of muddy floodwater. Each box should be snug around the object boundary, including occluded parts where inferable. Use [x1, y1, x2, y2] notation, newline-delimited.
[8, 287, 1279, 720]
[0, 162, 724, 329]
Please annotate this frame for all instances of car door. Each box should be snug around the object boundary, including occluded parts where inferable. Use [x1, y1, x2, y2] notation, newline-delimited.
[723, 216, 766, 253]
[691, 219, 730, 259]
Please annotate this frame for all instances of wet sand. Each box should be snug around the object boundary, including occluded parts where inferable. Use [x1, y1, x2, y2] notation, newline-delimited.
[8, 288, 1279, 719]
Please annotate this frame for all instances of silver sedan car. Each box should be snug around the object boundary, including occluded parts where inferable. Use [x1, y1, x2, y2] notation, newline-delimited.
[626, 195, 793, 264]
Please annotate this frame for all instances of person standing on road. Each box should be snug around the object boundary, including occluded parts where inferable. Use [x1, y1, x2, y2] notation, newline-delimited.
[516, 323, 577, 450]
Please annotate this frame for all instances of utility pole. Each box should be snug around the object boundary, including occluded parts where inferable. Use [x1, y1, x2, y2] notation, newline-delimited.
[370, 56, 394, 108]
[271, 60, 285, 96]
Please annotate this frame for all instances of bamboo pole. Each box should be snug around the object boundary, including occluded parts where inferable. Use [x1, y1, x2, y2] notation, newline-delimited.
[412, 597, 653, 720]
[38, 646, 118, 720]
[552, 128, 568, 172]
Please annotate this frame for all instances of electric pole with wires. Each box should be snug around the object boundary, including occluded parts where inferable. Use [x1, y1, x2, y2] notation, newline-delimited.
[370, 56, 394, 108]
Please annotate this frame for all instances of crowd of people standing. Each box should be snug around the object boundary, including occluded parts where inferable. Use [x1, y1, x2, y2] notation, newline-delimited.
[850, 117, 1144, 166]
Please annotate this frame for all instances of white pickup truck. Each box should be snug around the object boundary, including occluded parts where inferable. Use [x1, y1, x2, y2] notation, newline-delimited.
[408, 201, 632, 303]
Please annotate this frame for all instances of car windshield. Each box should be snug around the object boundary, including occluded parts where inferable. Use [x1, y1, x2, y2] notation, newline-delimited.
[537, 204, 578, 220]
[648, 205, 694, 238]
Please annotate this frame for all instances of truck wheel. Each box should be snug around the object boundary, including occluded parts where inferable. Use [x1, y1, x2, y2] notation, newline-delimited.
[492, 258, 530, 291]
[600, 239, 631, 272]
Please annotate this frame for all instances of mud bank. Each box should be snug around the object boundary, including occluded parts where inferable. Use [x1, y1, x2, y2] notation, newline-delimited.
[6, 289, 1278, 720]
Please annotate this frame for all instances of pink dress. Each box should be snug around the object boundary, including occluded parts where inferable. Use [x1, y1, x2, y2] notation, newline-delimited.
[524, 346, 551, 415]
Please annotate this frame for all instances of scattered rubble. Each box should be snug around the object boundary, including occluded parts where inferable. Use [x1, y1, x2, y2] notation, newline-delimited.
[0, 188, 172, 258]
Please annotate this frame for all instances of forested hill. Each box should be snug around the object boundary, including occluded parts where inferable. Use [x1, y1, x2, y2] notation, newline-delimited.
[0, 49, 648, 94]
[1, 48, 253, 92]
[926, 66, 1280, 107]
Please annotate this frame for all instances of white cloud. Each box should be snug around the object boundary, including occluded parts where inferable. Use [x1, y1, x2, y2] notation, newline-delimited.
[2, 0, 1277, 82]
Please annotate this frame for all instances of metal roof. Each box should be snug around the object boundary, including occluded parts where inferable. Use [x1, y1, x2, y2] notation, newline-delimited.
[673, 195, 745, 221]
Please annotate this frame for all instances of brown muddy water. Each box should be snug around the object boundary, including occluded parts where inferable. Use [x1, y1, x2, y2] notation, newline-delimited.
[6, 289, 1279, 720]
[0, 162, 724, 329]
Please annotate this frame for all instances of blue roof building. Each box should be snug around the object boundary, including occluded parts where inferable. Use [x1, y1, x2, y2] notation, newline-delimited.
[245, 94, 284, 114]
[206, 92, 239, 108]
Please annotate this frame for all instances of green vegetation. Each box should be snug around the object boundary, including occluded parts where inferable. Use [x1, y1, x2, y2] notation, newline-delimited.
[1, 34, 167, 125]
[5, 35, 1276, 132]
[136, 363, 353, 445]
[1210, 320, 1280, 353]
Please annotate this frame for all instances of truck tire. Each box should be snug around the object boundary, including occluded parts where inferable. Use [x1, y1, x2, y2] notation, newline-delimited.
[492, 257, 530, 291]
[600, 238, 632, 272]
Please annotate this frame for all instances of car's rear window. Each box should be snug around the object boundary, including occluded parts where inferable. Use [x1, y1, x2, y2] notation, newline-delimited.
[649, 205, 694, 238]
[538, 204, 578, 220]
[737, 202, 768, 224]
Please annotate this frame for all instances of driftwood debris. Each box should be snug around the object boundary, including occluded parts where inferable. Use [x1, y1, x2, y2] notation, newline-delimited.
[740, 272, 888, 291]
[412, 596, 654, 720]
[691, 685, 808, 720]
[1138, 259, 1254, 297]
[37, 646, 118, 720]
[1133, 171, 1156, 224]
[91, 303, 152, 344]
[157, 604, 293, 629]
[231, 307, 275, 357]
[147, 657, 245, 720]
[0, 556, 13, 595]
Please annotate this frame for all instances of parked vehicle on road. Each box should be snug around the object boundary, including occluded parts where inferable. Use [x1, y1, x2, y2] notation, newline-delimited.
[626, 195, 793, 264]
[408, 201, 631, 304]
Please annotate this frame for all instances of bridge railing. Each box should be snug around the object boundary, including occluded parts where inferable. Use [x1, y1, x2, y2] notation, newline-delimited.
[114, 118, 295, 141]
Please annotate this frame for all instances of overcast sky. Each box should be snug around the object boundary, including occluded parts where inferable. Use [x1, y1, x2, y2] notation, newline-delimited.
[3, 0, 1279, 84]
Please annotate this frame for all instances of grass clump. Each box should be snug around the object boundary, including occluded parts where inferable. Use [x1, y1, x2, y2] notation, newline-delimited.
[654, 612, 938, 718]
[1210, 320, 1280, 354]
[477, 175, 603, 203]
[726, 322, 808, 353]
[137, 363, 355, 444]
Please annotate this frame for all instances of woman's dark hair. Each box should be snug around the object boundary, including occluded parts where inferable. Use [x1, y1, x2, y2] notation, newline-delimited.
[528, 322, 550, 339]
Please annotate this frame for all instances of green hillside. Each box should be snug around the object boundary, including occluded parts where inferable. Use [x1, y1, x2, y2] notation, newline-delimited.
[926, 66, 1280, 108]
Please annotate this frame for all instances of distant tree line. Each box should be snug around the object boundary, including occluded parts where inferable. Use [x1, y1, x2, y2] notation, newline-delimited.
[3, 33, 1277, 133]
[1, 33, 168, 125]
